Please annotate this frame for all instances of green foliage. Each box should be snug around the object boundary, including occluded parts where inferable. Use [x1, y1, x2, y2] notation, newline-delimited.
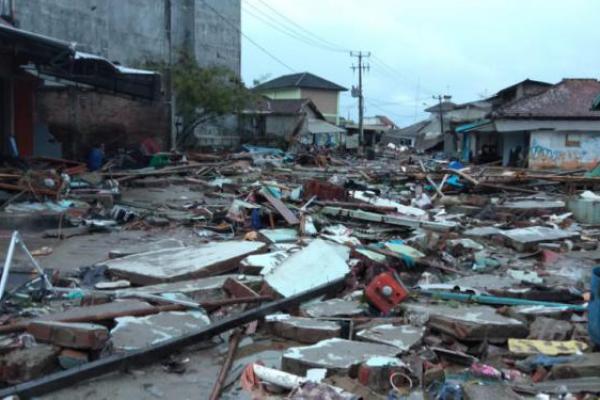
[143, 51, 256, 142]
[172, 52, 252, 125]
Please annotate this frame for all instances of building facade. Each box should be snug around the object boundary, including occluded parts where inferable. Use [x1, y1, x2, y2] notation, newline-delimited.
[13, 0, 241, 74]
[253, 73, 347, 125]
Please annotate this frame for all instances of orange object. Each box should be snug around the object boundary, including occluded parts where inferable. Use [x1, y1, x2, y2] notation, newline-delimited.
[365, 272, 409, 314]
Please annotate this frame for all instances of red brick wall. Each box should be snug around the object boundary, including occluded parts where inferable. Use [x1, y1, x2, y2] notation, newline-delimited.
[37, 88, 169, 160]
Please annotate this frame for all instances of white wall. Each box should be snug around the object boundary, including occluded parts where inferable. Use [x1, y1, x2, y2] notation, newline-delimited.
[529, 130, 600, 169]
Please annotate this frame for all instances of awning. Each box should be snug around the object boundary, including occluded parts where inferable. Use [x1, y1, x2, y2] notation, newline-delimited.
[307, 118, 346, 135]
[0, 24, 160, 100]
[455, 119, 493, 133]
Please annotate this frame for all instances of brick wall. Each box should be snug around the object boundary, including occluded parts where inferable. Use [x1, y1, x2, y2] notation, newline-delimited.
[37, 88, 168, 160]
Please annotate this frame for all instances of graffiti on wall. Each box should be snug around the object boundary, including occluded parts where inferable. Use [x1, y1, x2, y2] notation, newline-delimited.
[529, 133, 600, 169]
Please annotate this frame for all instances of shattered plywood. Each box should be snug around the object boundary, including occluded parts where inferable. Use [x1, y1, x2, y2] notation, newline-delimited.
[105, 241, 267, 285]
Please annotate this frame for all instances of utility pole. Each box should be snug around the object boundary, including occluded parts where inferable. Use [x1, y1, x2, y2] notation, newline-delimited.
[433, 94, 452, 152]
[351, 51, 370, 148]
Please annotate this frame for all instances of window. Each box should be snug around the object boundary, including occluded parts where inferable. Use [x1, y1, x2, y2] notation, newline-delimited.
[565, 133, 581, 147]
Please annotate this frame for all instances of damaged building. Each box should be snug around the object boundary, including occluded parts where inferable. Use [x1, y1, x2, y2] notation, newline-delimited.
[1, 0, 241, 158]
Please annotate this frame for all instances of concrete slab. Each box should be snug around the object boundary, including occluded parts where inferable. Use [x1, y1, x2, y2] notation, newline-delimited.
[27, 321, 109, 350]
[402, 303, 528, 341]
[108, 238, 185, 258]
[447, 274, 518, 291]
[266, 314, 341, 344]
[463, 226, 503, 238]
[500, 226, 579, 251]
[264, 239, 350, 297]
[282, 338, 398, 376]
[258, 229, 298, 243]
[356, 324, 424, 351]
[300, 299, 366, 318]
[110, 311, 211, 351]
[241, 251, 289, 275]
[104, 241, 267, 285]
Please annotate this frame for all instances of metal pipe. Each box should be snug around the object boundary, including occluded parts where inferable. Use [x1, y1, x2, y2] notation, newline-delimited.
[209, 329, 243, 400]
[0, 231, 18, 301]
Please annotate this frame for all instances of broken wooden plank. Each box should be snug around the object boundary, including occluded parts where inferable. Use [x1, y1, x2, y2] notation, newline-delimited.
[261, 191, 300, 225]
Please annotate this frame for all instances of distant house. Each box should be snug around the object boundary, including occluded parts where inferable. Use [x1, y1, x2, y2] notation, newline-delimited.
[253, 72, 347, 125]
[344, 115, 398, 147]
[381, 120, 442, 151]
[458, 79, 600, 170]
[240, 97, 346, 148]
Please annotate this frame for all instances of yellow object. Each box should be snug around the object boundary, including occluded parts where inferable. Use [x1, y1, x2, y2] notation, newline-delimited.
[508, 339, 588, 356]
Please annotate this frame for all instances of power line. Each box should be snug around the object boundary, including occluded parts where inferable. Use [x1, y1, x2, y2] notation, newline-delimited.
[249, 0, 350, 53]
[365, 98, 417, 120]
[200, 0, 295, 72]
[242, 4, 347, 53]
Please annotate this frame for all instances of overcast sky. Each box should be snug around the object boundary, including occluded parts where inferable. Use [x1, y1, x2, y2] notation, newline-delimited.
[241, 0, 600, 127]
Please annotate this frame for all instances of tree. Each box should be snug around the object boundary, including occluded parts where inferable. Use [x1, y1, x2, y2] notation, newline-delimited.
[149, 52, 256, 147]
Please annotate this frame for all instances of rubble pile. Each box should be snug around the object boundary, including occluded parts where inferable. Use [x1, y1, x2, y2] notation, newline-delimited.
[0, 149, 599, 399]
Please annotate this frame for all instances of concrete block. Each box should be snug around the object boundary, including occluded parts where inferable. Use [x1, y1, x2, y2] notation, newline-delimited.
[282, 338, 398, 376]
[27, 321, 109, 350]
[0, 344, 59, 384]
[402, 303, 528, 341]
[300, 299, 365, 318]
[356, 324, 424, 351]
[110, 311, 211, 351]
[58, 349, 89, 369]
[266, 314, 341, 344]
[105, 241, 267, 285]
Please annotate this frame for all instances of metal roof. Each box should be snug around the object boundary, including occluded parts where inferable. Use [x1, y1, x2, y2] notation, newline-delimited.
[307, 118, 346, 135]
[0, 24, 160, 100]
[253, 72, 347, 92]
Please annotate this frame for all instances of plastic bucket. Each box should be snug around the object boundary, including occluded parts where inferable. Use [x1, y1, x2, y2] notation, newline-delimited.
[589, 266, 600, 346]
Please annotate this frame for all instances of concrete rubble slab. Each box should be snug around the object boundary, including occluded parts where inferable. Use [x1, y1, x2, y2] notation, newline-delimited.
[402, 303, 528, 341]
[110, 310, 211, 351]
[258, 228, 298, 243]
[550, 353, 600, 379]
[500, 226, 579, 251]
[0, 344, 59, 384]
[281, 338, 399, 376]
[115, 274, 263, 299]
[321, 206, 457, 232]
[264, 239, 350, 297]
[528, 316, 573, 341]
[266, 314, 341, 343]
[463, 226, 503, 238]
[26, 321, 109, 350]
[300, 298, 366, 318]
[104, 241, 267, 285]
[447, 274, 518, 291]
[241, 251, 289, 275]
[108, 238, 185, 258]
[356, 324, 425, 351]
[462, 382, 523, 400]
[36, 300, 155, 323]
